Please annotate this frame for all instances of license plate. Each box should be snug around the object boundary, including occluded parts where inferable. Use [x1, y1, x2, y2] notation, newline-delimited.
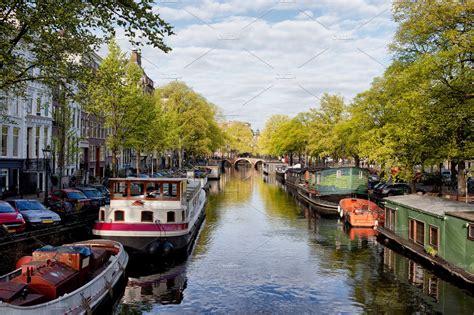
[42, 220, 53, 224]
[7, 229, 16, 233]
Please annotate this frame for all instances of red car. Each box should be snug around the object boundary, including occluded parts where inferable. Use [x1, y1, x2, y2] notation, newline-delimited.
[0, 200, 26, 234]
[48, 189, 92, 216]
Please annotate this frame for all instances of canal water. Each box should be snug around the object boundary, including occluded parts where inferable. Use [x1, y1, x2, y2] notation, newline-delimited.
[116, 168, 474, 314]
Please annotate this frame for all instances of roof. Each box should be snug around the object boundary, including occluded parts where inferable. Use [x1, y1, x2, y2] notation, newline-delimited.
[446, 211, 474, 222]
[385, 194, 474, 217]
[109, 177, 185, 182]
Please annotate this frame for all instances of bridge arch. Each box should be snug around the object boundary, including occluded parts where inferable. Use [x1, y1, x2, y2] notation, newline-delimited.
[234, 158, 252, 169]
[232, 158, 265, 170]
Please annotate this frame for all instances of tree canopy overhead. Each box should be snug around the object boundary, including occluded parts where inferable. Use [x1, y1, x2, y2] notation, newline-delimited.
[0, 0, 173, 93]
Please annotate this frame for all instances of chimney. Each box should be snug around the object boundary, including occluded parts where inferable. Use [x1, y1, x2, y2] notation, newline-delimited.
[131, 50, 141, 67]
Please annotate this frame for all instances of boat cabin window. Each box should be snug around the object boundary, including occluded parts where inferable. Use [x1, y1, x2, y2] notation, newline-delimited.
[130, 182, 145, 198]
[141, 211, 154, 222]
[167, 211, 175, 223]
[409, 218, 425, 246]
[145, 183, 162, 199]
[468, 224, 474, 241]
[163, 183, 178, 198]
[112, 182, 127, 198]
[181, 210, 185, 222]
[114, 210, 125, 222]
[429, 225, 439, 249]
[100, 210, 105, 221]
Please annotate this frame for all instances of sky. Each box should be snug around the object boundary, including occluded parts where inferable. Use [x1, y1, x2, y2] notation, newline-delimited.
[108, 0, 397, 130]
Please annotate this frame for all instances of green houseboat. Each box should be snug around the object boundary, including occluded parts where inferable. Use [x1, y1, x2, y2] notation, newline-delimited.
[297, 167, 369, 215]
[380, 194, 474, 287]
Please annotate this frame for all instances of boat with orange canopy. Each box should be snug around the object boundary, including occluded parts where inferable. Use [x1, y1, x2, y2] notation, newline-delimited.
[338, 198, 384, 227]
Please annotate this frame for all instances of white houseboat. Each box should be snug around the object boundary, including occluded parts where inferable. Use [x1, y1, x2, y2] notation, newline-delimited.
[92, 178, 207, 255]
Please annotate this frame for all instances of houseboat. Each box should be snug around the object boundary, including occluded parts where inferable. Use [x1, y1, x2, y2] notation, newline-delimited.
[378, 194, 474, 288]
[338, 198, 383, 227]
[298, 167, 369, 214]
[285, 168, 306, 190]
[275, 166, 287, 184]
[263, 161, 288, 175]
[0, 239, 128, 314]
[92, 177, 207, 255]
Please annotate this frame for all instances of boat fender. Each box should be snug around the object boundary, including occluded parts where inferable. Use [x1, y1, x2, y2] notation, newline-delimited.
[337, 205, 340, 214]
[147, 241, 161, 256]
[160, 241, 175, 257]
[339, 208, 344, 218]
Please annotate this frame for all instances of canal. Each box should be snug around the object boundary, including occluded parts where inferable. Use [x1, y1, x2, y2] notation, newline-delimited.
[116, 168, 474, 314]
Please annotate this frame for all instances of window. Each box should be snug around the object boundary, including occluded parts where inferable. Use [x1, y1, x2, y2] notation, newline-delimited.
[26, 89, 33, 114]
[100, 210, 105, 221]
[429, 225, 439, 249]
[182, 210, 186, 222]
[35, 127, 40, 158]
[316, 174, 321, 185]
[12, 127, 19, 157]
[114, 211, 124, 221]
[36, 94, 42, 116]
[0, 169, 8, 192]
[468, 224, 474, 241]
[385, 207, 396, 231]
[43, 128, 48, 152]
[409, 218, 425, 246]
[1, 126, 8, 156]
[145, 183, 161, 199]
[167, 211, 175, 223]
[112, 182, 127, 198]
[130, 182, 144, 198]
[141, 211, 153, 222]
[163, 183, 178, 198]
[359, 171, 363, 179]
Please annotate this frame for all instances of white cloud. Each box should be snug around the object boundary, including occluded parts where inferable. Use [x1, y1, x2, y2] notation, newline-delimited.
[108, 0, 397, 129]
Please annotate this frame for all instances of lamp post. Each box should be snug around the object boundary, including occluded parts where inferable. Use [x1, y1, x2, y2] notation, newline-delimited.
[42, 145, 52, 205]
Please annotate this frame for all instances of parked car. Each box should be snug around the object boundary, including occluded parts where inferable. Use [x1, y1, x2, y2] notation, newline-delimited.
[374, 183, 424, 197]
[48, 189, 92, 217]
[86, 184, 110, 204]
[75, 187, 106, 210]
[0, 201, 26, 235]
[6, 200, 61, 229]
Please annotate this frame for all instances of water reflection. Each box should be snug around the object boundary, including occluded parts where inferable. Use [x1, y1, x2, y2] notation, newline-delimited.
[116, 169, 474, 314]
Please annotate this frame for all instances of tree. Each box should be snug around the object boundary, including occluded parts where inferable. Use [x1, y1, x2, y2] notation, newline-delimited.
[389, 0, 474, 193]
[0, 0, 173, 97]
[257, 114, 290, 156]
[155, 81, 224, 168]
[222, 121, 254, 157]
[85, 40, 153, 177]
[270, 118, 307, 165]
[307, 93, 346, 164]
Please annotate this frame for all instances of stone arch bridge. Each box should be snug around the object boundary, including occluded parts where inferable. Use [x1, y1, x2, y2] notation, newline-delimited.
[221, 158, 265, 169]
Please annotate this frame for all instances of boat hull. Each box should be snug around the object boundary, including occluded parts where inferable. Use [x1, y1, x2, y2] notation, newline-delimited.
[96, 208, 206, 255]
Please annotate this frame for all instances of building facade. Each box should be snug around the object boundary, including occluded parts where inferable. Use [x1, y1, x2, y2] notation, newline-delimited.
[0, 79, 53, 196]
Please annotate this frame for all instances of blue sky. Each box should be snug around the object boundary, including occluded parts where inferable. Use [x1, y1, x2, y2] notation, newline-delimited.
[110, 0, 397, 130]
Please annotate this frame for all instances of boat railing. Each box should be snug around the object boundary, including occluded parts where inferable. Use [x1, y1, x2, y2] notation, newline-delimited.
[0, 268, 21, 282]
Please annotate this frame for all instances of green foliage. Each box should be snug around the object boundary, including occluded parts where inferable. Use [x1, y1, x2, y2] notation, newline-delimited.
[222, 121, 255, 155]
[155, 81, 225, 166]
[257, 114, 290, 156]
[0, 0, 173, 97]
[85, 40, 154, 176]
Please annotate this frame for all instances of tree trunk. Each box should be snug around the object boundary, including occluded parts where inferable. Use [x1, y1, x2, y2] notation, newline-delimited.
[289, 152, 293, 166]
[112, 150, 117, 177]
[457, 161, 466, 195]
[136, 149, 140, 177]
[354, 155, 360, 168]
[178, 148, 183, 169]
[451, 160, 457, 186]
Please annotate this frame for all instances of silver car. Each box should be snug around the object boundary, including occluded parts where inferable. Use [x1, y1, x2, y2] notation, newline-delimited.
[7, 200, 61, 229]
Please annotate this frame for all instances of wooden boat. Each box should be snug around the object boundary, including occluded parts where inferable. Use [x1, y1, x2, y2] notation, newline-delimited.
[338, 198, 384, 227]
[0, 239, 128, 315]
[93, 177, 207, 255]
